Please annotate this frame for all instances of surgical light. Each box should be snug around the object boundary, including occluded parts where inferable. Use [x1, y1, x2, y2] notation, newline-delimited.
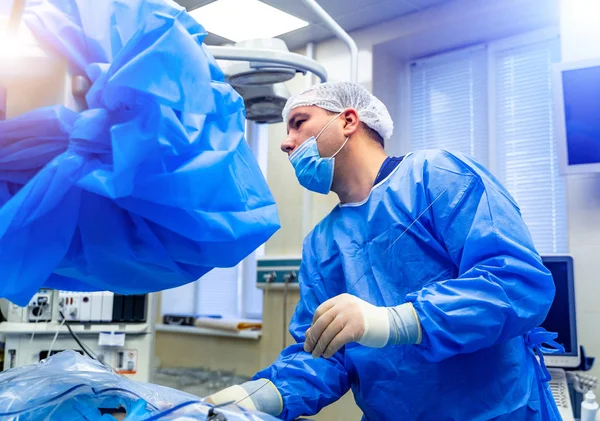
[188, 0, 309, 43]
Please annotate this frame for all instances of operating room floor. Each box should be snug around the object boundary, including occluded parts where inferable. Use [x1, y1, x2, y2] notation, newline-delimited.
[153, 367, 251, 398]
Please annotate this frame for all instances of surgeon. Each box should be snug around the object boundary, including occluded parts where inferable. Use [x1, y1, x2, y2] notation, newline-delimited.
[208, 82, 561, 420]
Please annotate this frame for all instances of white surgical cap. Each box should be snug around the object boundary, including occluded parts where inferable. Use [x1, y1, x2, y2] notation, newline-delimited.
[282, 81, 394, 142]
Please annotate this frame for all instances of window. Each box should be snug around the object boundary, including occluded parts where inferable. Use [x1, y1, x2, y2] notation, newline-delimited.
[409, 33, 568, 254]
[410, 47, 489, 164]
[160, 122, 269, 320]
[492, 37, 567, 254]
[161, 267, 242, 318]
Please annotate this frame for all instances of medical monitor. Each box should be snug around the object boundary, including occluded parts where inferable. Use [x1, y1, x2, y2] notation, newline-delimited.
[553, 58, 600, 174]
[540, 255, 579, 368]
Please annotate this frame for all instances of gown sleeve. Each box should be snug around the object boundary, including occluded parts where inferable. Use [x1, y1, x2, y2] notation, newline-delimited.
[405, 149, 555, 362]
[252, 239, 350, 420]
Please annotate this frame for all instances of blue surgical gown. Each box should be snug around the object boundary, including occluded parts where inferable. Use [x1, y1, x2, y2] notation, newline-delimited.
[254, 149, 560, 420]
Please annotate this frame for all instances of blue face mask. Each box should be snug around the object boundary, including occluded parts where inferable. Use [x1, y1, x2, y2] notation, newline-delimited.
[289, 112, 350, 195]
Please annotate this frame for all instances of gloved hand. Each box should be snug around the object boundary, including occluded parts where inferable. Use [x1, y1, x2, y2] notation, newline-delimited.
[206, 379, 283, 416]
[304, 293, 421, 358]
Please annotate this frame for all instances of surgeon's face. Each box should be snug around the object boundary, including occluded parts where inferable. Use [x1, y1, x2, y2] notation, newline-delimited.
[281, 106, 345, 157]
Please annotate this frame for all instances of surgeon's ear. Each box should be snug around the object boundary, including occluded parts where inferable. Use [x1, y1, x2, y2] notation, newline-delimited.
[341, 108, 360, 137]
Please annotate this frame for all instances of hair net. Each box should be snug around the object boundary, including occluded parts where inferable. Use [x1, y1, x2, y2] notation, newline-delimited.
[282, 81, 394, 142]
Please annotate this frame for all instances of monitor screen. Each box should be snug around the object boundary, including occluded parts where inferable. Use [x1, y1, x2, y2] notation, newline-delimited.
[561, 65, 600, 166]
[540, 256, 577, 356]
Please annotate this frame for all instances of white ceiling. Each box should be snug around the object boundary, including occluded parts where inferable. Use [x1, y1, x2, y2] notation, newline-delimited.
[176, 0, 453, 50]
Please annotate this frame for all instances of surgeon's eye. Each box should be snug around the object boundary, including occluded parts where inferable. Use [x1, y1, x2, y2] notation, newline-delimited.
[295, 120, 305, 129]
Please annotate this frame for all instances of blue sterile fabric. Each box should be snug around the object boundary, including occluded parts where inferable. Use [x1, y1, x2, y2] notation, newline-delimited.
[0, 0, 279, 305]
[0, 351, 280, 420]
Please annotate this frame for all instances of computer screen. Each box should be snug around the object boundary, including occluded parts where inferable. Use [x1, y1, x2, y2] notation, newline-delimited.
[561, 66, 600, 167]
[540, 256, 578, 357]
[553, 59, 600, 174]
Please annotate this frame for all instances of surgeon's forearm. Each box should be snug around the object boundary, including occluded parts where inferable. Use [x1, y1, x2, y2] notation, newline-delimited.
[387, 303, 422, 345]
[208, 379, 283, 416]
[240, 379, 283, 416]
[356, 301, 422, 347]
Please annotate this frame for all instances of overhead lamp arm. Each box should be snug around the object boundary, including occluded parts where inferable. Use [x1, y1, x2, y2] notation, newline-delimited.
[300, 0, 358, 82]
[207, 46, 328, 83]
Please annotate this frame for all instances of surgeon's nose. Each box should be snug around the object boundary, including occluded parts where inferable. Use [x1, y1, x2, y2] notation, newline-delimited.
[281, 136, 296, 155]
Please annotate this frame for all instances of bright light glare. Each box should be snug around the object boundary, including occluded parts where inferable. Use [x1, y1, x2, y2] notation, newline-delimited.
[0, 33, 23, 57]
[0, 1, 14, 17]
[562, 0, 600, 30]
[188, 0, 309, 43]
[0, 18, 33, 57]
[560, 0, 600, 61]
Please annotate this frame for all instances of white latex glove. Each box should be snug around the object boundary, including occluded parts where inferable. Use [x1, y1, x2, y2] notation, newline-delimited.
[206, 379, 282, 416]
[304, 293, 421, 358]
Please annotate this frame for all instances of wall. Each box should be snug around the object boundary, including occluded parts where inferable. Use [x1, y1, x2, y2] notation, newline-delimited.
[559, 0, 600, 382]
[313, 0, 559, 152]
[265, 71, 339, 257]
[263, 0, 563, 278]
[267, 0, 560, 258]
[155, 289, 296, 378]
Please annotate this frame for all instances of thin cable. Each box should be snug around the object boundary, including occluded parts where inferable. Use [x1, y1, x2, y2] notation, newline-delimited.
[235, 189, 448, 407]
[262, 273, 273, 343]
[62, 317, 95, 360]
[282, 277, 289, 350]
[47, 317, 67, 358]
[64, 317, 116, 373]
[58, 310, 117, 373]
[263, 273, 274, 304]
[346, 188, 448, 291]
[234, 351, 302, 409]
[30, 318, 40, 342]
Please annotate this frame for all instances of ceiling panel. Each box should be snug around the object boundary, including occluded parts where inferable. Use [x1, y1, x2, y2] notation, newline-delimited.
[314, 0, 418, 34]
[177, 0, 454, 49]
[265, 0, 387, 19]
[407, 0, 456, 8]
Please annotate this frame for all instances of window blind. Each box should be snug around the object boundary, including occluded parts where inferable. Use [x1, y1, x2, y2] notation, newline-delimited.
[493, 38, 568, 253]
[410, 47, 489, 164]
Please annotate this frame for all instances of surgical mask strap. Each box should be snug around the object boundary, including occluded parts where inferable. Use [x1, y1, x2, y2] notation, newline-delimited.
[289, 110, 347, 162]
[331, 136, 350, 159]
[315, 110, 345, 141]
[317, 110, 349, 160]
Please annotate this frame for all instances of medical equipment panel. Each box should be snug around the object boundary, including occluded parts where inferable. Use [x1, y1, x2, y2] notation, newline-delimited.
[0, 290, 156, 382]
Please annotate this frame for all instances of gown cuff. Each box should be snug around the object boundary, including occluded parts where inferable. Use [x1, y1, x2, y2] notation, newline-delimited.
[240, 378, 283, 416]
[387, 302, 422, 345]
